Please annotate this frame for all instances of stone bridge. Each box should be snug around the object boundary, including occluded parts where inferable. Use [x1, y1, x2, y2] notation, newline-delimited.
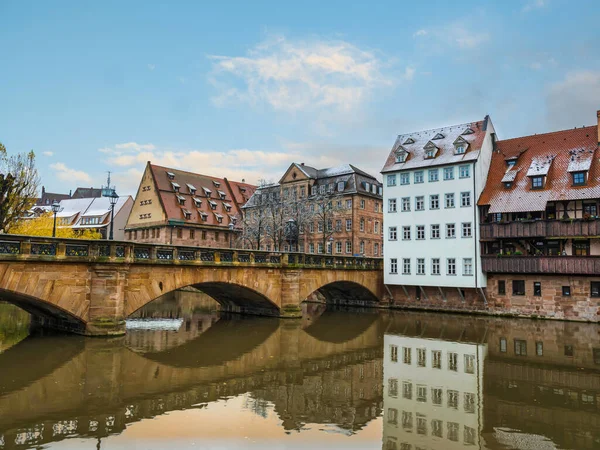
[0, 235, 384, 335]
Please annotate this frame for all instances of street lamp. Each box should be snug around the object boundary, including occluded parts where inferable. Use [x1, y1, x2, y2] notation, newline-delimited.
[228, 223, 234, 248]
[51, 201, 62, 238]
[108, 191, 119, 240]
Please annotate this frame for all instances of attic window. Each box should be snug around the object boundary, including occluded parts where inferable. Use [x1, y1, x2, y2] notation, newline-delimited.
[208, 200, 217, 210]
[311, 186, 317, 196]
[213, 181, 221, 188]
[182, 208, 192, 220]
[504, 182, 513, 189]
[186, 184, 197, 194]
[455, 145, 466, 155]
[507, 160, 516, 169]
[176, 195, 186, 205]
[371, 184, 377, 194]
[217, 190, 227, 200]
[572, 171, 586, 186]
[171, 182, 180, 192]
[462, 128, 474, 135]
[432, 133, 445, 140]
[199, 212, 208, 221]
[167, 172, 175, 180]
[365, 182, 370, 192]
[214, 212, 223, 223]
[193, 198, 202, 207]
[395, 151, 408, 163]
[337, 181, 345, 192]
[239, 186, 246, 192]
[403, 137, 415, 145]
[203, 187, 212, 197]
[531, 176, 544, 190]
[223, 202, 232, 212]
[328, 183, 334, 193]
[425, 148, 437, 159]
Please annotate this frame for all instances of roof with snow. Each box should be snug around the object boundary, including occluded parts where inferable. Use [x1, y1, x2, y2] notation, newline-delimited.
[479, 125, 599, 213]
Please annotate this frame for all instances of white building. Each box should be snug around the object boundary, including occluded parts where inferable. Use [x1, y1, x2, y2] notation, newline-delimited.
[382, 332, 487, 450]
[381, 117, 496, 293]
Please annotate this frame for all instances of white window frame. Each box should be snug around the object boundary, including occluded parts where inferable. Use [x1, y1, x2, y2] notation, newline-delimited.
[387, 174, 397, 187]
[389, 226, 397, 240]
[447, 258, 456, 275]
[402, 226, 411, 240]
[415, 196, 424, 211]
[462, 222, 472, 238]
[432, 258, 440, 275]
[430, 194, 439, 209]
[416, 225, 425, 240]
[402, 197, 411, 212]
[417, 258, 425, 275]
[414, 171, 424, 183]
[388, 198, 397, 213]
[428, 169, 439, 182]
[443, 167, 454, 180]
[461, 191, 471, 207]
[446, 223, 456, 238]
[445, 193, 455, 208]
[459, 165, 470, 178]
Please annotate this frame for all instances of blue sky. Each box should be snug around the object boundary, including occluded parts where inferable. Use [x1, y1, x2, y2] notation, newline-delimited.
[1, 0, 599, 195]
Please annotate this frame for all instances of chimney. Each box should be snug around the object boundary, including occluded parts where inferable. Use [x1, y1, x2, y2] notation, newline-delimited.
[597, 110, 600, 144]
[41, 186, 45, 195]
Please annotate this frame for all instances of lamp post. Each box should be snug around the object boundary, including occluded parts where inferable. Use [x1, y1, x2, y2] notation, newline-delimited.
[108, 191, 119, 240]
[51, 201, 62, 237]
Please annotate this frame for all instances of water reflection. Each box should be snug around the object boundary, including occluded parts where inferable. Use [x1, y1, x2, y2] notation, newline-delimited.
[0, 295, 600, 449]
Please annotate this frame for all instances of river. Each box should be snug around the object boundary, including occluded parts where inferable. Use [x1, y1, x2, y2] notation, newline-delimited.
[0, 293, 599, 449]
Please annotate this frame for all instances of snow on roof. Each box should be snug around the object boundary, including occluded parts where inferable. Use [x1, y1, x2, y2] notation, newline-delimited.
[381, 119, 487, 173]
[81, 196, 129, 217]
[501, 169, 520, 183]
[56, 198, 95, 218]
[526, 156, 554, 177]
[567, 148, 594, 172]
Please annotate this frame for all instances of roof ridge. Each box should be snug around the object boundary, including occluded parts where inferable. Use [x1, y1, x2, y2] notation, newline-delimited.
[498, 125, 597, 143]
[149, 163, 251, 185]
[396, 120, 484, 138]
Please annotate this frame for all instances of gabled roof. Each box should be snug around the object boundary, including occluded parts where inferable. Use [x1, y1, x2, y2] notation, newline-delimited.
[479, 125, 599, 213]
[382, 118, 488, 173]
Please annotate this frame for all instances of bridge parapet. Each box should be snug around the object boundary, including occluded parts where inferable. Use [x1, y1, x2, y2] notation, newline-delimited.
[0, 235, 383, 270]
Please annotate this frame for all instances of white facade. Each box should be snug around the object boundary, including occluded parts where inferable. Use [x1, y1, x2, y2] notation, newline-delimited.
[382, 333, 487, 450]
[382, 118, 495, 288]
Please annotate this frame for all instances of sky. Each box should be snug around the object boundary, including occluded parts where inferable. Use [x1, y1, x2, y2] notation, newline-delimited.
[1, 0, 599, 196]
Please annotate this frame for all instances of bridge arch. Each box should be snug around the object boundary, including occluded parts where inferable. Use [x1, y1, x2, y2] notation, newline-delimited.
[302, 279, 381, 307]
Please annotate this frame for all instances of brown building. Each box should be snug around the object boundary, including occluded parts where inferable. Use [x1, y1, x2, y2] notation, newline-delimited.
[478, 109, 600, 321]
[241, 163, 383, 256]
[125, 162, 256, 247]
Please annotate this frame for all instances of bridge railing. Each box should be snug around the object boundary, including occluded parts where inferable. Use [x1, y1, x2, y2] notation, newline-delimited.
[0, 235, 383, 270]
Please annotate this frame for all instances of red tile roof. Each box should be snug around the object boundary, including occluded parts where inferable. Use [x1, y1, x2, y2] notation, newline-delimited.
[381, 119, 488, 173]
[478, 126, 599, 213]
[149, 164, 256, 228]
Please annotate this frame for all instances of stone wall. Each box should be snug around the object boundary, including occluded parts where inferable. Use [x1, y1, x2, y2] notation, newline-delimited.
[384, 284, 487, 313]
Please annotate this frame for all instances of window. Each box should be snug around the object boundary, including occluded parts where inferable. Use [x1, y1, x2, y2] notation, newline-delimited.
[388, 198, 397, 213]
[388, 378, 398, 397]
[346, 219, 352, 231]
[432, 419, 443, 438]
[373, 221, 380, 234]
[573, 171, 586, 186]
[337, 181, 345, 192]
[335, 219, 342, 232]
[432, 350, 442, 369]
[402, 382, 412, 400]
[531, 176, 544, 189]
[414, 258, 425, 275]
[455, 144, 466, 154]
[432, 388, 443, 405]
[498, 280, 506, 295]
[562, 285, 571, 296]
[390, 258, 398, 274]
[318, 222, 323, 232]
[417, 348, 426, 367]
[414, 171, 424, 183]
[403, 347, 412, 364]
[417, 385, 427, 403]
[430, 194, 439, 209]
[591, 281, 600, 297]
[447, 258, 456, 275]
[390, 345, 398, 362]
[461, 222, 472, 238]
[465, 355, 475, 374]
[461, 191, 471, 207]
[500, 338, 507, 352]
[463, 258, 473, 276]
[448, 353, 458, 372]
[431, 224, 440, 239]
[403, 258, 411, 274]
[415, 196, 424, 211]
[400, 173, 410, 185]
[416, 225, 425, 240]
[360, 241, 365, 254]
[389, 227, 397, 240]
[459, 165, 470, 178]
[573, 239, 590, 256]
[360, 218, 365, 232]
[402, 226, 411, 240]
[346, 199, 352, 209]
[336, 242, 342, 253]
[445, 193, 455, 208]
[444, 167, 454, 180]
[428, 169, 439, 182]
[515, 339, 527, 356]
[374, 243, 379, 256]
[446, 223, 456, 238]
[401, 410, 413, 429]
[309, 243, 315, 253]
[536, 341, 544, 356]
[360, 199, 366, 209]
[318, 243, 324, 253]
[401, 197, 410, 211]
[387, 408, 398, 425]
[346, 241, 352, 254]
[513, 280, 525, 295]
[431, 258, 440, 275]
[396, 150, 408, 163]
[387, 174, 397, 186]
[189, 229, 195, 239]
[533, 282, 542, 296]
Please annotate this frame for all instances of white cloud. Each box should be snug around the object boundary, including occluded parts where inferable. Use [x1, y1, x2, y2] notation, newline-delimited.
[147, 64, 156, 71]
[115, 142, 156, 151]
[414, 23, 489, 50]
[42, 151, 53, 157]
[208, 35, 396, 114]
[523, 0, 546, 12]
[546, 70, 600, 129]
[49, 163, 92, 183]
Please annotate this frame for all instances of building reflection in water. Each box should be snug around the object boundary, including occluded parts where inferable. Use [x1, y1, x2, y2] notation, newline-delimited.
[382, 313, 600, 450]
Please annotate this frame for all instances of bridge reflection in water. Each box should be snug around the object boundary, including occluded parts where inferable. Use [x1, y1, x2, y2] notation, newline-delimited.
[1, 301, 600, 449]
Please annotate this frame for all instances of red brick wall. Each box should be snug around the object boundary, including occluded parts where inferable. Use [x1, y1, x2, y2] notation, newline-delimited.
[127, 226, 236, 249]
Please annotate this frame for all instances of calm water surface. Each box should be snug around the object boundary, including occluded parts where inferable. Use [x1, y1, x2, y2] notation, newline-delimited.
[0, 294, 599, 450]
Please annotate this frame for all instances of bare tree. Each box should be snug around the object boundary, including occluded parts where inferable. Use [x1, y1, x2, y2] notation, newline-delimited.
[309, 192, 348, 253]
[0, 142, 40, 233]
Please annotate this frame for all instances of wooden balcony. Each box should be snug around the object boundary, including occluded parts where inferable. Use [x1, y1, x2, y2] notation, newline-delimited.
[480, 219, 600, 240]
[481, 255, 600, 275]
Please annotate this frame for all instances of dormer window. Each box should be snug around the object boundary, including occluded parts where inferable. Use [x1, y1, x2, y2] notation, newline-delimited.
[217, 190, 226, 200]
[212, 180, 221, 188]
[171, 181, 180, 192]
[425, 148, 437, 159]
[432, 133, 445, 140]
[319, 185, 326, 195]
[167, 171, 175, 180]
[337, 181, 345, 192]
[365, 182, 370, 192]
[531, 176, 544, 189]
[214, 212, 223, 224]
[199, 212, 208, 221]
[507, 160, 516, 169]
[186, 184, 197, 195]
[403, 137, 415, 145]
[573, 171, 586, 186]
[504, 182, 512, 189]
[462, 128, 474, 135]
[193, 198, 202, 207]
[328, 183, 334, 193]
[176, 195, 186, 205]
[455, 145, 466, 155]
[182, 208, 192, 220]
[223, 202, 232, 212]
[453, 136, 469, 155]
[208, 200, 217, 210]
[395, 150, 408, 163]
[311, 186, 317, 196]
[203, 187, 212, 197]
